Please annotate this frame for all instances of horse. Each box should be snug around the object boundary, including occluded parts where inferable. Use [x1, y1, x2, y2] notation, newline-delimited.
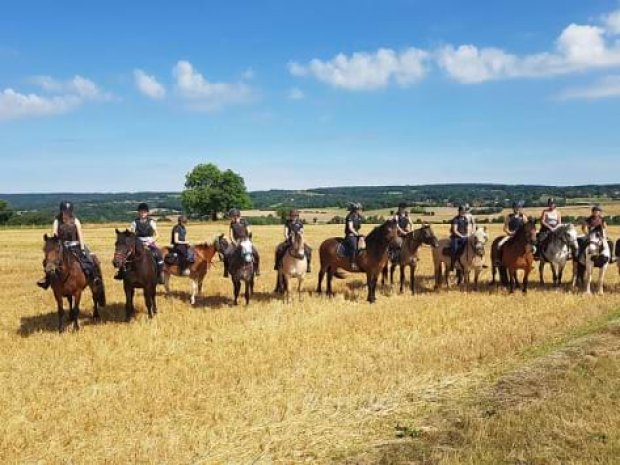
[432, 226, 488, 291]
[578, 229, 611, 295]
[161, 242, 217, 305]
[537, 224, 579, 287]
[316, 219, 398, 303]
[112, 229, 159, 321]
[215, 235, 255, 305]
[491, 218, 537, 293]
[616, 239, 620, 280]
[381, 224, 439, 294]
[275, 229, 308, 301]
[42, 234, 106, 332]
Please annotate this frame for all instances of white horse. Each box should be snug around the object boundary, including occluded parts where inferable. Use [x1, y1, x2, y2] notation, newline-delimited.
[276, 230, 308, 301]
[539, 224, 579, 287]
[580, 229, 610, 295]
[432, 226, 488, 291]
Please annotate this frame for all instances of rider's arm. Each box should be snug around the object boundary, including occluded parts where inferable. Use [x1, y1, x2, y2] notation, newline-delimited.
[581, 220, 588, 235]
[129, 220, 137, 233]
[283, 224, 289, 241]
[503, 216, 511, 235]
[555, 212, 562, 228]
[150, 220, 159, 242]
[52, 219, 59, 236]
[173, 229, 189, 245]
[246, 225, 253, 239]
[541, 212, 550, 230]
[228, 226, 236, 245]
[347, 220, 359, 236]
[451, 222, 464, 238]
[75, 219, 85, 250]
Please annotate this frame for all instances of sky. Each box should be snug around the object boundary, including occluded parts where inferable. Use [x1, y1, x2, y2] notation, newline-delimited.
[1, 0, 620, 193]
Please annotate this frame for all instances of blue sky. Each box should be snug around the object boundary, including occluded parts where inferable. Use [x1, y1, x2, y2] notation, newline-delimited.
[1, 0, 619, 192]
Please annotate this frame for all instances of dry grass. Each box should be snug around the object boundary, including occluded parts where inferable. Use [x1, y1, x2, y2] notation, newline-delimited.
[1, 223, 619, 464]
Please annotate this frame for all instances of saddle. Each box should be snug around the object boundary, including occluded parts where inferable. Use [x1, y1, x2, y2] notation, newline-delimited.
[337, 236, 365, 259]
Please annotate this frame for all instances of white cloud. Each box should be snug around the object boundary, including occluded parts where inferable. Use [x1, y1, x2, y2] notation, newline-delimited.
[288, 47, 429, 90]
[287, 87, 305, 100]
[241, 68, 255, 80]
[133, 69, 166, 99]
[0, 89, 80, 120]
[173, 60, 254, 110]
[557, 75, 620, 100]
[1, 75, 109, 121]
[437, 11, 620, 83]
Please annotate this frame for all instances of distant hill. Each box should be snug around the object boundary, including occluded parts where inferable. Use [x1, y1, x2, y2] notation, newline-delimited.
[2, 184, 620, 224]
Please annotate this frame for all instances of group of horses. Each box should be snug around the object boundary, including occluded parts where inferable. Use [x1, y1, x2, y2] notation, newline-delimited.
[41, 219, 619, 332]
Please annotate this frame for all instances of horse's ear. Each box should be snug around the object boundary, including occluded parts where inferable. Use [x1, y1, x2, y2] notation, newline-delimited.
[483, 226, 487, 232]
[115, 228, 120, 234]
[43, 233, 48, 241]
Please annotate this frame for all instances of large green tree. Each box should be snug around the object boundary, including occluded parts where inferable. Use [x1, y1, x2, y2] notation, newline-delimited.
[181, 163, 252, 220]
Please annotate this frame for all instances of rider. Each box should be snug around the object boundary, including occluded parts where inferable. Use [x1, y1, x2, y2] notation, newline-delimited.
[582, 204, 607, 237]
[274, 209, 312, 273]
[37, 201, 99, 289]
[390, 202, 413, 258]
[449, 205, 471, 271]
[123, 202, 165, 284]
[535, 197, 562, 259]
[462, 203, 476, 235]
[496, 200, 528, 265]
[225, 208, 260, 277]
[344, 203, 364, 270]
[171, 215, 195, 275]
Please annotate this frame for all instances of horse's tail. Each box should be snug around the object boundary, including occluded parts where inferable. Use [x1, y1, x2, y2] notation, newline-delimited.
[93, 257, 106, 307]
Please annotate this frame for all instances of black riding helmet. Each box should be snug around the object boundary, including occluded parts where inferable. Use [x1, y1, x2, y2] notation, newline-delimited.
[513, 200, 525, 210]
[228, 208, 240, 218]
[348, 202, 362, 212]
[398, 202, 408, 211]
[59, 201, 74, 214]
[138, 202, 150, 212]
[289, 209, 300, 217]
[592, 204, 603, 213]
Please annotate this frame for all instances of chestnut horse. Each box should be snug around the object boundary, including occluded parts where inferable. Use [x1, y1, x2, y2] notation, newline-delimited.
[112, 229, 159, 321]
[381, 224, 439, 294]
[317, 219, 398, 303]
[42, 234, 106, 332]
[161, 242, 217, 305]
[492, 218, 537, 293]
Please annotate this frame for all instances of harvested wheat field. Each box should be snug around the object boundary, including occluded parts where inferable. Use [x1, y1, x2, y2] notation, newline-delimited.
[1, 223, 619, 464]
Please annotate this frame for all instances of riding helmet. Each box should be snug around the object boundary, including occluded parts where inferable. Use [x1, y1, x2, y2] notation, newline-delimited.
[289, 209, 300, 217]
[228, 208, 240, 218]
[592, 204, 603, 212]
[547, 197, 556, 206]
[178, 214, 188, 223]
[138, 202, 150, 212]
[513, 200, 525, 209]
[59, 201, 74, 213]
[398, 202, 408, 210]
[348, 202, 362, 212]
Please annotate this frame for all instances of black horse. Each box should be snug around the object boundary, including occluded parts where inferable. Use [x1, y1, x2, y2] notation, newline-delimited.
[215, 235, 256, 305]
[112, 229, 159, 320]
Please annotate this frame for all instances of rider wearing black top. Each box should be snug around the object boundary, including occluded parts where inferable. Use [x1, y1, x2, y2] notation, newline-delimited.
[345, 203, 363, 270]
[274, 209, 312, 272]
[171, 215, 195, 273]
[449, 205, 470, 270]
[225, 209, 260, 277]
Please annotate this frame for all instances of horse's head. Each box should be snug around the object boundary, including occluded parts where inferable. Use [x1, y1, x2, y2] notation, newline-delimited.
[290, 230, 305, 256]
[559, 224, 579, 255]
[239, 239, 254, 264]
[586, 227, 606, 253]
[113, 228, 137, 269]
[418, 224, 439, 248]
[524, 218, 537, 244]
[471, 226, 488, 256]
[43, 233, 63, 276]
[214, 234, 229, 259]
[383, 218, 399, 242]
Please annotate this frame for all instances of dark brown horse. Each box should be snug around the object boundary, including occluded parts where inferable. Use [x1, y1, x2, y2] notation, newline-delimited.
[317, 219, 398, 303]
[382, 224, 439, 294]
[112, 229, 159, 320]
[491, 218, 537, 293]
[161, 242, 218, 305]
[215, 235, 255, 305]
[42, 234, 106, 332]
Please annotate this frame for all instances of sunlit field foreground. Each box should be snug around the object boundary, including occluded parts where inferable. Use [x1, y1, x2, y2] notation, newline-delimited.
[1, 223, 619, 464]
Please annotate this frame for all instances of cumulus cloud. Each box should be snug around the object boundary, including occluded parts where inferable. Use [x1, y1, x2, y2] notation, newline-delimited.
[437, 11, 620, 83]
[288, 47, 429, 90]
[0, 75, 109, 121]
[173, 60, 255, 110]
[557, 75, 620, 100]
[133, 69, 166, 99]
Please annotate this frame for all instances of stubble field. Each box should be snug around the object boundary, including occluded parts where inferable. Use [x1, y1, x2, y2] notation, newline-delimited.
[1, 223, 619, 464]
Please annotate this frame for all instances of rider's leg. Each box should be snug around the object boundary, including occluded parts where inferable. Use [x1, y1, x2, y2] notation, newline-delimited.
[150, 245, 166, 284]
[347, 235, 358, 270]
[274, 243, 286, 270]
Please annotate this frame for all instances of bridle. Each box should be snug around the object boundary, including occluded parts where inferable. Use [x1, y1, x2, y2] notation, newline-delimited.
[114, 238, 137, 268]
[287, 231, 305, 260]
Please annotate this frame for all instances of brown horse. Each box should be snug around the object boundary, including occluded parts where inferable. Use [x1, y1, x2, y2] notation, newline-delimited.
[317, 219, 398, 303]
[492, 218, 537, 293]
[112, 229, 159, 320]
[382, 224, 439, 294]
[161, 242, 217, 305]
[42, 234, 106, 332]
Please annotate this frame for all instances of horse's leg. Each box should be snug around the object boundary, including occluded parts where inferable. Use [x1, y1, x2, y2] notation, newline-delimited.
[474, 269, 480, 292]
[124, 282, 135, 321]
[163, 272, 171, 296]
[190, 279, 198, 305]
[144, 288, 153, 319]
[491, 263, 496, 285]
[233, 279, 240, 305]
[598, 265, 607, 295]
[151, 285, 158, 315]
[317, 268, 325, 294]
[523, 269, 530, 294]
[410, 265, 416, 295]
[390, 263, 396, 286]
[381, 264, 387, 286]
[557, 263, 564, 288]
[284, 274, 291, 303]
[245, 279, 251, 305]
[509, 269, 515, 293]
[326, 269, 334, 297]
[434, 263, 441, 290]
[55, 291, 65, 333]
[71, 290, 82, 331]
[400, 265, 406, 294]
[298, 275, 304, 301]
[366, 272, 377, 303]
[550, 263, 558, 288]
[539, 261, 545, 285]
[584, 261, 592, 294]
